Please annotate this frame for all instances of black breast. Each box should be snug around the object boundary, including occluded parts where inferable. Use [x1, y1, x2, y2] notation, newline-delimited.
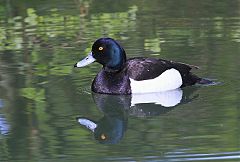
[91, 69, 131, 94]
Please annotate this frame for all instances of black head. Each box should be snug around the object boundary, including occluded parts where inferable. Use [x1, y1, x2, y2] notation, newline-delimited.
[92, 38, 126, 70]
[75, 38, 126, 71]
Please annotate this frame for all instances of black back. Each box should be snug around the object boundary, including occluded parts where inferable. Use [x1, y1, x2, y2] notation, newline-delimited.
[126, 57, 201, 87]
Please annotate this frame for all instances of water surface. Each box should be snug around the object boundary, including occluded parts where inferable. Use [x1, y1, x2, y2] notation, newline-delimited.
[0, 0, 240, 161]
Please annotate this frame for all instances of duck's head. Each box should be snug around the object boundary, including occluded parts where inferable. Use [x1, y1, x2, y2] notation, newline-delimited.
[74, 38, 126, 71]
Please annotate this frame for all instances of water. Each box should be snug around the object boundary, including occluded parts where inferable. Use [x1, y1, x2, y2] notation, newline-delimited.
[0, 0, 240, 161]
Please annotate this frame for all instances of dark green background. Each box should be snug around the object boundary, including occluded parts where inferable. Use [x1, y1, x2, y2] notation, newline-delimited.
[0, 0, 239, 161]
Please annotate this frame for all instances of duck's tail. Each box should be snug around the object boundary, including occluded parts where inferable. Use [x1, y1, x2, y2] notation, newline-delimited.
[197, 77, 218, 86]
[198, 78, 213, 84]
[182, 73, 218, 87]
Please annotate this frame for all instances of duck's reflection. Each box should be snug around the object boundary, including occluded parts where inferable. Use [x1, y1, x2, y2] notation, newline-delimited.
[77, 93, 129, 144]
[77, 108, 127, 144]
[77, 88, 198, 144]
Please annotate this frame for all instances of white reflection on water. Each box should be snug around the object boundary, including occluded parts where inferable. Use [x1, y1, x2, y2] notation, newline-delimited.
[106, 151, 240, 161]
[0, 99, 10, 135]
[164, 150, 240, 161]
[0, 115, 10, 135]
[131, 89, 182, 107]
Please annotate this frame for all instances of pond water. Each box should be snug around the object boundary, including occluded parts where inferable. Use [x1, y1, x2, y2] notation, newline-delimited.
[0, 0, 240, 161]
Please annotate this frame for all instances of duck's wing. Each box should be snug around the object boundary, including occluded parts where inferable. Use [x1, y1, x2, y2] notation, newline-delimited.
[126, 57, 196, 81]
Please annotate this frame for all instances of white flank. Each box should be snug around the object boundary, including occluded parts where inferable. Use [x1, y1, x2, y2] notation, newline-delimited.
[130, 68, 183, 93]
[131, 89, 183, 107]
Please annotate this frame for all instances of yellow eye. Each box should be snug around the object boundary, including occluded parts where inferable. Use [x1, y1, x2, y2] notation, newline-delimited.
[99, 47, 103, 51]
[101, 134, 106, 140]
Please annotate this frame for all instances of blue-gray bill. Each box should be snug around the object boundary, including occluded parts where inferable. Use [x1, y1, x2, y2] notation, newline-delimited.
[74, 52, 96, 68]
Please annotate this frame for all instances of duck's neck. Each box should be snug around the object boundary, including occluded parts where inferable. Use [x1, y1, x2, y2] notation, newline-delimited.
[103, 63, 125, 73]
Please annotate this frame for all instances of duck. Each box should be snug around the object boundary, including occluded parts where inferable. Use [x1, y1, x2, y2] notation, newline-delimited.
[74, 37, 211, 94]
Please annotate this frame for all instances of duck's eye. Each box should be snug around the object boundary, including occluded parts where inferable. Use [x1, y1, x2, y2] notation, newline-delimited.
[98, 47, 103, 51]
[100, 134, 107, 140]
